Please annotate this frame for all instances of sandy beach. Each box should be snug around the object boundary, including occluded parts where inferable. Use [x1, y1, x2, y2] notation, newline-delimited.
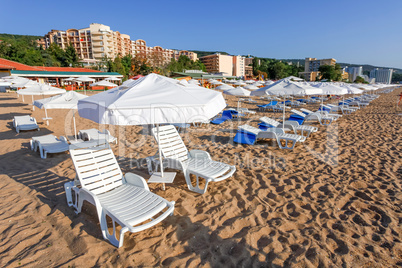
[0, 88, 401, 267]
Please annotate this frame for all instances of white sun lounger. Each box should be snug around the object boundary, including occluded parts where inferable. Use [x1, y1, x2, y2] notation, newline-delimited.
[260, 116, 318, 138]
[64, 142, 175, 248]
[291, 109, 333, 126]
[78, 128, 117, 144]
[326, 104, 355, 115]
[238, 124, 305, 149]
[13, 115, 40, 133]
[151, 125, 236, 194]
[30, 134, 69, 159]
[300, 108, 342, 121]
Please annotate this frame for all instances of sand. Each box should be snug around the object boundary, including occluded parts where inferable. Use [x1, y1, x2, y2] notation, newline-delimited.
[0, 88, 401, 267]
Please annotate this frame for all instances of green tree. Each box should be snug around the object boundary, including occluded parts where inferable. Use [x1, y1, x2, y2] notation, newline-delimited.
[354, 76, 365, 83]
[63, 44, 79, 67]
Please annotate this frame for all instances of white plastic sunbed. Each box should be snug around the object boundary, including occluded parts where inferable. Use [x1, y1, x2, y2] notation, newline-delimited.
[291, 109, 333, 126]
[30, 134, 69, 159]
[13, 115, 40, 133]
[151, 125, 236, 194]
[301, 108, 342, 121]
[78, 128, 117, 144]
[64, 142, 175, 248]
[260, 116, 318, 138]
[238, 124, 305, 149]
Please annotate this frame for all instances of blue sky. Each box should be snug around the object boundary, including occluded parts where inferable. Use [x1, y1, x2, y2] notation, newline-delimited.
[1, 0, 402, 68]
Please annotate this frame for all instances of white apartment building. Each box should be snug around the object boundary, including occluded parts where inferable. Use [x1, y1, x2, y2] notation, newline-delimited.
[345, 66, 363, 82]
[39, 23, 197, 68]
[370, 68, 393, 84]
[233, 55, 245, 77]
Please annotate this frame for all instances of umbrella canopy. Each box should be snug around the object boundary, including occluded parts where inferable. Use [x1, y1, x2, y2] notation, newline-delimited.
[33, 91, 87, 134]
[251, 80, 322, 96]
[11, 79, 38, 88]
[188, 79, 200, 85]
[245, 80, 255, 84]
[63, 77, 77, 82]
[313, 83, 349, 95]
[264, 80, 275, 86]
[105, 76, 122, 81]
[17, 84, 66, 95]
[0, 81, 11, 86]
[216, 84, 234, 90]
[90, 80, 118, 87]
[243, 84, 259, 90]
[211, 81, 224, 85]
[234, 81, 246, 86]
[77, 73, 226, 125]
[33, 91, 87, 109]
[74, 76, 95, 82]
[337, 84, 364, 94]
[223, 87, 251, 96]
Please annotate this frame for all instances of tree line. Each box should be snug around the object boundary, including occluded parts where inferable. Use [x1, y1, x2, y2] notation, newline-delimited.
[252, 57, 304, 80]
[0, 36, 79, 67]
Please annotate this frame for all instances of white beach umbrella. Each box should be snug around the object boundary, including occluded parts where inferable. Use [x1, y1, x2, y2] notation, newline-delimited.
[11, 79, 38, 88]
[223, 87, 251, 96]
[77, 73, 226, 182]
[243, 84, 259, 90]
[63, 77, 77, 82]
[261, 81, 323, 129]
[188, 79, 200, 85]
[90, 80, 119, 88]
[216, 84, 234, 90]
[245, 80, 255, 84]
[74, 76, 96, 94]
[264, 80, 275, 86]
[17, 84, 66, 110]
[234, 81, 246, 86]
[105, 76, 122, 81]
[33, 91, 87, 138]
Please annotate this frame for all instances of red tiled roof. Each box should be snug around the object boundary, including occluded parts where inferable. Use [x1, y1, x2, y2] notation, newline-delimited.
[0, 58, 42, 71]
[36, 66, 101, 73]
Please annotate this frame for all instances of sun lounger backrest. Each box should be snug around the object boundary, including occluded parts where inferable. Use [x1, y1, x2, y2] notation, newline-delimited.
[300, 108, 313, 114]
[69, 143, 123, 195]
[290, 109, 306, 117]
[152, 125, 189, 162]
[260, 117, 280, 127]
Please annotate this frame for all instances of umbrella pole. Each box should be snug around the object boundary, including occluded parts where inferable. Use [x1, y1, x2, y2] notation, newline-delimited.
[32, 95, 35, 111]
[45, 109, 49, 126]
[282, 95, 285, 130]
[73, 110, 77, 141]
[156, 124, 166, 190]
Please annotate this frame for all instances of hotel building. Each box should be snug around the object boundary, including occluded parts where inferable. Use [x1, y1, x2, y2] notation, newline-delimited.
[199, 54, 245, 77]
[344, 66, 363, 82]
[370, 68, 393, 84]
[38, 23, 197, 68]
[299, 57, 336, 81]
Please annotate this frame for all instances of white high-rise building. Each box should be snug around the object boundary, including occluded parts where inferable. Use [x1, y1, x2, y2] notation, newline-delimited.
[370, 68, 393, 84]
[346, 66, 363, 82]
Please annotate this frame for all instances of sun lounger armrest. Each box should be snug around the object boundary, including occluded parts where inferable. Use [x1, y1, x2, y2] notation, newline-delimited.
[101, 129, 111, 136]
[59, 136, 69, 144]
[124, 173, 150, 191]
[189, 150, 211, 160]
[78, 187, 103, 212]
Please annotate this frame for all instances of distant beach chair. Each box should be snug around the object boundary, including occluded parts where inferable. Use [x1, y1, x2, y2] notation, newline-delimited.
[234, 124, 305, 149]
[301, 108, 342, 121]
[64, 142, 175, 248]
[78, 128, 117, 144]
[151, 125, 236, 194]
[30, 134, 69, 159]
[13, 115, 40, 133]
[259, 116, 318, 138]
[289, 109, 333, 126]
[257, 101, 278, 111]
